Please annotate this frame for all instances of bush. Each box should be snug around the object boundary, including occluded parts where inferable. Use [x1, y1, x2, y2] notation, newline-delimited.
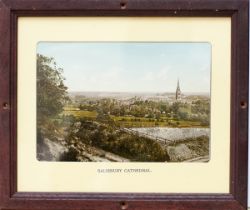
[67, 120, 169, 162]
[60, 147, 79, 161]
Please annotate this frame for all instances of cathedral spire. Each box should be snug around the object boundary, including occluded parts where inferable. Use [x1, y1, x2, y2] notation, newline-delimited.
[176, 78, 181, 100]
[177, 79, 180, 90]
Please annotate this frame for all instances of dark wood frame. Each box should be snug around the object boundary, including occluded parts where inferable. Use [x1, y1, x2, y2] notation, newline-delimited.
[0, 0, 248, 209]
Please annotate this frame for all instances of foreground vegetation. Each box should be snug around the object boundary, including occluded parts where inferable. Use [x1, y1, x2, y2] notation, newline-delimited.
[65, 118, 169, 161]
[167, 135, 209, 162]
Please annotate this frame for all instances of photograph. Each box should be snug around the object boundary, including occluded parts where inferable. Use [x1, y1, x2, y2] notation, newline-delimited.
[36, 42, 211, 162]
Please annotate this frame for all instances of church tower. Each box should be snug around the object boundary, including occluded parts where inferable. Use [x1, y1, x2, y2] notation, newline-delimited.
[176, 79, 181, 100]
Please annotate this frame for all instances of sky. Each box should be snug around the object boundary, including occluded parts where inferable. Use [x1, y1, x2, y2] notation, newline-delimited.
[37, 42, 211, 93]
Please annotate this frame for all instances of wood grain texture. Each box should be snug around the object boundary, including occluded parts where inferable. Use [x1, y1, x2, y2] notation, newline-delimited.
[0, 1, 11, 209]
[0, 0, 248, 209]
[230, 3, 249, 207]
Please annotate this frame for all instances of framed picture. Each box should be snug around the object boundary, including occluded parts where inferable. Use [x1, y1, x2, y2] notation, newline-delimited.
[0, 0, 248, 209]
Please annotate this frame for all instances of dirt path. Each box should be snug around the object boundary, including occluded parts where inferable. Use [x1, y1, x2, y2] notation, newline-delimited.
[76, 144, 130, 162]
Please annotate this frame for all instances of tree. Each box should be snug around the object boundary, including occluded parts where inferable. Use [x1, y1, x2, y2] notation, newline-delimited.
[171, 102, 180, 117]
[178, 111, 188, 120]
[37, 54, 69, 124]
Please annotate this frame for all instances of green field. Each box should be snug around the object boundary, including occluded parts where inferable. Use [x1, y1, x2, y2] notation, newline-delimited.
[62, 107, 205, 128]
[62, 109, 97, 119]
[111, 116, 203, 128]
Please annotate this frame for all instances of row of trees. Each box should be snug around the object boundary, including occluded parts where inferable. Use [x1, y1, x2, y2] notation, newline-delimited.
[78, 97, 210, 126]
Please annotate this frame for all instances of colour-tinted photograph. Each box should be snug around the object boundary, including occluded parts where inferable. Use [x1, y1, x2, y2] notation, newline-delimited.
[37, 42, 211, 162]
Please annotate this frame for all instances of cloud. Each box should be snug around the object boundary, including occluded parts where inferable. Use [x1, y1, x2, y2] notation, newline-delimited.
[89, 76, 97, 83]
[202, 76, 210, 84]
[156, 67, 169, 80]
[141, 66, 169, 82]
[75, 66, 126, 91]
[101, 67, 123, 81]
[200, 63, 211, 72]
[141, 71, 154, 81]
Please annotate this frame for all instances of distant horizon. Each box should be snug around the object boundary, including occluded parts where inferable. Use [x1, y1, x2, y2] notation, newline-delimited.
[68, 90, 210, 93]
[68, 90, 210, 95]
[37, 42, 211, 93]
